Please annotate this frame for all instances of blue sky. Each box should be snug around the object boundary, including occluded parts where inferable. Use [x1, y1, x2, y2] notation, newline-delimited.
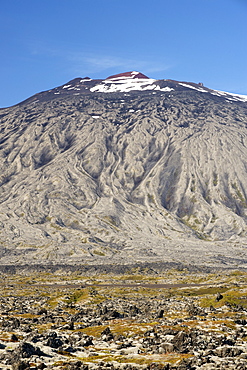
[1, 0, 246, 107]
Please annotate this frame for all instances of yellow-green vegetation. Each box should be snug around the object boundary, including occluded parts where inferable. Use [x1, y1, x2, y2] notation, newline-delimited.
[182, 215, 201, 231]
[0, 331, 19, 342]
[178, 286, 229, 298]
[200, 287, 247, 308]
[190, 177, 196, 193]
[147, 193, 155, 204]
[213, 172, 218, 186]
[101, 216, 119, 230]
[181, 216, 210, 240]
[93, 249, 106, 256]
[232, 182, 247, 207]
[64, 289, 90, 305]
[50, 223, 63, 230]
[80, 321, 158, 339]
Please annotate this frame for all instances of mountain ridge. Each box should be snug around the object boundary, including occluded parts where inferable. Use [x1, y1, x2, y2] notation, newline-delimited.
[6, 71, 246, 107]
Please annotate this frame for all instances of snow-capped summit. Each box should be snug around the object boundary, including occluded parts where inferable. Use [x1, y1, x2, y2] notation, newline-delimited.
[22, 71, 247, 104]
[1, 68, 247, 268]
[90, 71, 173, 93]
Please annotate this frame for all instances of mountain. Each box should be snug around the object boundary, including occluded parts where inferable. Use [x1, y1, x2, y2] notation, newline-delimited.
[1, 71, 247, 268]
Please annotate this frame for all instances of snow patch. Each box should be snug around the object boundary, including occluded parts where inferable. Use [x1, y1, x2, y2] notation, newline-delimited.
[90, 78, 174, 93]
[179, 83, 208, 93]
[179, 82, 247, 102]
[211, 90, 247, 102]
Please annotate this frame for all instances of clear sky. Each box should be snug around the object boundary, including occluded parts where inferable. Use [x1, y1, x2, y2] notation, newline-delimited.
[1, 0, 246, 107]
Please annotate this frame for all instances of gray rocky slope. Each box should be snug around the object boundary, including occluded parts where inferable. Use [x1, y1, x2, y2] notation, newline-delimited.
[1, 72, 247, 268]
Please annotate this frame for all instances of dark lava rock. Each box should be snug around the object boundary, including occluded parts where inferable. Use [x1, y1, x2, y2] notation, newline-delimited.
[215, 292, 224, 302]
[64, 363, 88, 370]
[78, 335, 94, 347]
[102, 309, 123, 320]
[36, 363, 47, 370]
[1, 317, 20, 330]
[12, 360, 30, 370]
[101, 326, 111, 335]
[46, 336, 63, 348]
[235, 364, 247, 370]
[235, 319, 247, 326]
[62, 322, 74, 330]
[101, 326, 114, 341]
[156, 309, 164, 318]
[63, 345, 77, 353]
[9, 341, 45, 364]
[215, 345, 243, 357]
[37, 308, 48, 315]
[66, 361, 84, 370]
[129, 305, 141, 316]
[19, 342, 42, 357]
[10, 333, 19, 342]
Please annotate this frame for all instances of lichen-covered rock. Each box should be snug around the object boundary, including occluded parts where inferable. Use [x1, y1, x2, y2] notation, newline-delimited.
[215, 345, 243, 357]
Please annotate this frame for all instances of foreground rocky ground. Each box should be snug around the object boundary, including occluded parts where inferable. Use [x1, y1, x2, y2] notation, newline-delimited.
[0, 268, 247, 369]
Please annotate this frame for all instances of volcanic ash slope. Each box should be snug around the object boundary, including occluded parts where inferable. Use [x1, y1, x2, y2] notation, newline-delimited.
[0, 77, 247, 267]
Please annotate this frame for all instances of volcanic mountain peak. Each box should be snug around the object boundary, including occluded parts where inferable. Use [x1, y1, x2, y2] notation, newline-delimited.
[24, 72, 247, 104]
[44, 73, 247, 101]
[1, 70, 247, 268]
